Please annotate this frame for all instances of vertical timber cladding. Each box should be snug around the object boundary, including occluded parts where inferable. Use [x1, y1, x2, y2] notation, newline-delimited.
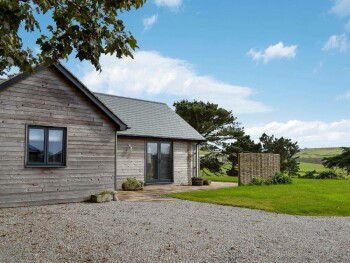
[116, 139, 195, 187]
[238, 153, 280, 185]
[0, 67, 117, 207]
[173, 141, 194, 185]
[116, 137, 145, 189]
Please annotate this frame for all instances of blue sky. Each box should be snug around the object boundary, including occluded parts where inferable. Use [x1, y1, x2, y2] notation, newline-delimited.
[22, 0, 350, 147]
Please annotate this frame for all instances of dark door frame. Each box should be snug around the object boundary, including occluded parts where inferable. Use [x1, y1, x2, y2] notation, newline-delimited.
[145, 141, 173, 184]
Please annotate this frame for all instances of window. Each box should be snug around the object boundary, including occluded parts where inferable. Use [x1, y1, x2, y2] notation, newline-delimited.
[27, 126, 66, 167]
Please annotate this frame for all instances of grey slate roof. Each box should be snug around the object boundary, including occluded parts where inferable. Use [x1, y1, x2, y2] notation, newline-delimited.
[95, 93, 205, 141]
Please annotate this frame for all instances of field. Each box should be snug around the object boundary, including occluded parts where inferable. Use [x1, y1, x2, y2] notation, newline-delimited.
[169, 178, 350, 216]
[297, 147, 341, 164]
[298, 147, 344, 176]
[298, 162, 328, 176]
[297, 147, 342, 158]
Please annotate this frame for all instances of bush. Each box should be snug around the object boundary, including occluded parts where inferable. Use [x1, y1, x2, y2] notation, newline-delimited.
[273, 172, 292, 184]
[249, 173, 292, 186]
[250, 177, 263, 185]
[122, 178, 144, 191]
[300, 170, 317, 179]
[250, 177, 273, 186]
[203, 179, 212, 185]
[298, 170, 347, 180]
[318, 171, 344, 180]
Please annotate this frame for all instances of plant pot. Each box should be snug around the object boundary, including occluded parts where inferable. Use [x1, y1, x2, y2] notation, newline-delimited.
[192, 177, 204, 186]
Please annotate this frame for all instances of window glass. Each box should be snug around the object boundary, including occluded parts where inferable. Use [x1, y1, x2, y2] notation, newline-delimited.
[48, 129, 64, 164]
[28, 128, 45, 163]
[27, 126, 66, 166]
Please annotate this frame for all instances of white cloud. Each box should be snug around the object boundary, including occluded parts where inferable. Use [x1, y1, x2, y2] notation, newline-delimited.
[154, 0, 182, 10]
[246, 120, 350, 148]
[143, 14, 158, 31]
[78, 51, 272, 114]
[322, 34, 349, 52]
[330, 0, 350, 17]
[337, 90, 350, 100]
[247, 42, 298, 64]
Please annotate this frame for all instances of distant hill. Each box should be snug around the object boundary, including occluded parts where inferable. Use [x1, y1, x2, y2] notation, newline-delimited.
[297, 147, 342, 164]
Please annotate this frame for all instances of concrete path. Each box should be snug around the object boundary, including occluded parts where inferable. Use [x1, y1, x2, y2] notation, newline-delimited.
[117, 181, 237, 202]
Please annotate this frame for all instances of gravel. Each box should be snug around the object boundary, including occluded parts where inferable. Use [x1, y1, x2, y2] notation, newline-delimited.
[0, 200, 349, 263]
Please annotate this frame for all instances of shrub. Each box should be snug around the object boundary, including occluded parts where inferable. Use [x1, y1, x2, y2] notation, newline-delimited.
[272, 173, 292, 184]
[300, 170, 317, 179]
[122, 178, 144, 191]
[250, 177, 264, 185]
[249, 173, 292, 185]
[203, 179, 212, 185]
[318, 170, 345, 180]
[250, 177, 273, 185]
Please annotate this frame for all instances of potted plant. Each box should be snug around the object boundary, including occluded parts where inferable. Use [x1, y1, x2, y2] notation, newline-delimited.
[122, 178, 144, 191]
[191, 177, 204, 186]
[91, 190, 113, 203]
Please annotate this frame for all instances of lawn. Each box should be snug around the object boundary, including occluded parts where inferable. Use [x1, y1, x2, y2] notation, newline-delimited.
[200, 163, 238, 183]
[201, 174, 238, 183]
[169, 178, 350, 216]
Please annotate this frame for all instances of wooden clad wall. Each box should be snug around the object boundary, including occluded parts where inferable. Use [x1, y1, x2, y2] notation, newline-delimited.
[173, 141, 194, 185]
[116, 138, 145, 189]
[116, 139, 195, 188]
[0, 67, 117, 207]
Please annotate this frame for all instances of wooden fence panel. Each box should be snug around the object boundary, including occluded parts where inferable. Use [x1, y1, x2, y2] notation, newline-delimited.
[238, 153, 280, 185]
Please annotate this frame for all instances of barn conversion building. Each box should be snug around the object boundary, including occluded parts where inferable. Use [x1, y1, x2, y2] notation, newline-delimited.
[0, 64, 204, 207]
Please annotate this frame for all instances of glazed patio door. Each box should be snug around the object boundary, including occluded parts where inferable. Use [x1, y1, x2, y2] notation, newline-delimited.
[146, 142, 173, 183]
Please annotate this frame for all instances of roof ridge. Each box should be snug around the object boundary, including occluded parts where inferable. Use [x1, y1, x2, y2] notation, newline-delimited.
[94, 92, 168, 105]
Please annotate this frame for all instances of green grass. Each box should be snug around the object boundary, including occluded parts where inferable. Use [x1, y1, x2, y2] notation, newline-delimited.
[298, 162, 328, 175]
[201, 174, 238, 183]
[298, 161, 344, 177]
[297, 147, 342, 158]
[200, 163, 238, 183]
[169, 178, 350, 216]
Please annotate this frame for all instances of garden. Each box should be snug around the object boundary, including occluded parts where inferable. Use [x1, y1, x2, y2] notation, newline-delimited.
[172, 147, 350, 216]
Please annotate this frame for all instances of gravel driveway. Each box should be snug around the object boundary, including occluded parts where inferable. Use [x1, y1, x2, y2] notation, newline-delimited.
[1, 200, 349, 263]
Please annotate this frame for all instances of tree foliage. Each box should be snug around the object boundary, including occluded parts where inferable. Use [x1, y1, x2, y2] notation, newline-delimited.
[173, 100, 244, 146]
[323, 147, 350, 175]
[0, 0, 145, 75]
[200, 154, 223, 175]
[174, 99, 244, 174]
[223, 135, 262, 176]
[259, 133, 300, 175]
